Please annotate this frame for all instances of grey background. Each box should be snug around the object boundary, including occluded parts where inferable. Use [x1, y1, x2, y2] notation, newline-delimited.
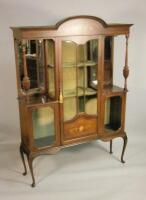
[0, 0, 146, 199]
[0, 0, 146, 137]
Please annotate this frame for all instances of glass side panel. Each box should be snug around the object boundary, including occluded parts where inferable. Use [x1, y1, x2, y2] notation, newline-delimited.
[104, 96, 122, 131]
[32, 106, 55, 148]
[46, 39, 55, 98]
[62, 39, 98, 121]
[113, 36, 125, 88]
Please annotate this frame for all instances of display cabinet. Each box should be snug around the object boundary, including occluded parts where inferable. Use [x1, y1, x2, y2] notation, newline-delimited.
[11, 16, 132, 187]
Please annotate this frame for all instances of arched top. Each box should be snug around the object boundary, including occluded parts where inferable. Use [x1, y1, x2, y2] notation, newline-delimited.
[11, 16, 133, 39]
[55, 15, 108, 28]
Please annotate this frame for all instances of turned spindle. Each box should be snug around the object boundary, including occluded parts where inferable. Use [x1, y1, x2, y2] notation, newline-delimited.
[21, 40, 30, 91]
[123, 35, 129, 91]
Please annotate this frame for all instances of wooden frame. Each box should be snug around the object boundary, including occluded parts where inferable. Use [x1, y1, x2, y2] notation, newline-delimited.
[11, 16, 133, 187]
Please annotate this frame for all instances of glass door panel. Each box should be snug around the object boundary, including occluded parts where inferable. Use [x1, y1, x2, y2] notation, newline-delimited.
[32, 106, 56, 148]
[77, 39, 98, 115]
[62, 41, 77, 121]
[62, 39, 98, 122]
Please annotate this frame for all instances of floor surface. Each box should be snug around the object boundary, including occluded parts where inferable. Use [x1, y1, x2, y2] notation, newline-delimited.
[0, 131, 146, 200]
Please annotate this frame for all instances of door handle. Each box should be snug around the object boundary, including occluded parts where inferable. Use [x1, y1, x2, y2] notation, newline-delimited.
[59, 91, 63, 103]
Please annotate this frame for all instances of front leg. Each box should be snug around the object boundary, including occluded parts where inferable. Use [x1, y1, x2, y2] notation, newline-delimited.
[121, 134, 128, 163]
[27, 155, 36, 187]
[109, 140, 113, 154]
[19, 144, 27, 176]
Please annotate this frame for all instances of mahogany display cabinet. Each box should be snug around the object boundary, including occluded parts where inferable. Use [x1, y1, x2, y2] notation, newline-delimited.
[11, 16, 133, 187]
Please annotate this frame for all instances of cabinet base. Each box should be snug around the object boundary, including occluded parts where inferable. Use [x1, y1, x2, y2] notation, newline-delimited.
[20, 133, 128, 187]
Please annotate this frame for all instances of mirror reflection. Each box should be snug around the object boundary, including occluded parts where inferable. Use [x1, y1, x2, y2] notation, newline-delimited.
[18, 40, 45, 91]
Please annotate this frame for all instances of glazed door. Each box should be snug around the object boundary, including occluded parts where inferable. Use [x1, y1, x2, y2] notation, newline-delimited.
[28, 102, 60, 150]
[60, 37, 99, 143]
[25, 39, 60, 150]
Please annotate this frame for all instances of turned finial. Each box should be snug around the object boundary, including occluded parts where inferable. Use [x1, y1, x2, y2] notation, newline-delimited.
[21, 40, 30, 91]
[123, 35, 129, 91]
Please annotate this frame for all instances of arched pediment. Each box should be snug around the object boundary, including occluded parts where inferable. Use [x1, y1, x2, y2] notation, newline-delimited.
[55, 15, 107, 36]
[56, 15, 108, 28]
[11, 16, 133, 39]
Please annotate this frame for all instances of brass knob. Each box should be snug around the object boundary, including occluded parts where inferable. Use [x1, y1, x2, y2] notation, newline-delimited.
[79, 126, 84, 132]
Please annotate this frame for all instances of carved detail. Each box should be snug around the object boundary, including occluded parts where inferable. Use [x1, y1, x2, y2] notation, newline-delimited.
[22, 40, 30, 91]
[19, 143, 62, 187]
[22, 76, 30, 90]
[27, 156, 35, 187]
[110, 140, 113, 154]
[123, 35, 129, 91]
[123, 66, 129, 79]
[121, 134, 128, 163]
[20, 144, 27, 175]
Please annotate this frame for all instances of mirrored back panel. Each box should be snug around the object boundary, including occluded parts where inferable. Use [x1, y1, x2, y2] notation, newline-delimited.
[17, 40, 45, 92]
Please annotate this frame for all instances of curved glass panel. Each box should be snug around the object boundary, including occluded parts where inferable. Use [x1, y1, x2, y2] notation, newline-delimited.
[62, 39, 98, 121]
[32, 106, 55, 148]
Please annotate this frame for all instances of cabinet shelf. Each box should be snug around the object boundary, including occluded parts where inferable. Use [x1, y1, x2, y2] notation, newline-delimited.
[47, 60, 97, 68]
[63, 60, 97, 68]
[34, 135, 55, 148]
[103, 85, 124, 95]
[26, 54, 37, 59]
[26, 95, 55, 107]
[63, 87, 97, 98]
[47, 63, 54, 68]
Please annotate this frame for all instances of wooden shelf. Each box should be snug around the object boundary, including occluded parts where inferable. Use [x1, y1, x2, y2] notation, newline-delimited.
[34, 136, 55, 148]
[26, 54, 37, 59]
[63, 60, 97, 68]
[25, 95, 55, 107]
[103, 85, 125, 95]
[63, 87, 97, 98]
[47, 63, 54, 68]
[47, 61, 97, 68]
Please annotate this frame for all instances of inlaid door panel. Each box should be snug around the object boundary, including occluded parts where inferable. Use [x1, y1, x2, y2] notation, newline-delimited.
[60, 36, 99, 143]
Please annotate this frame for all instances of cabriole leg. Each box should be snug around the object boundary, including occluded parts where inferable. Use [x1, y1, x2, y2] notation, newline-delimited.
[110, 140, 113, 154]
[121, 134, 128, 163]
[27, 155, 36, 187]
[19, 144, 27, 176]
